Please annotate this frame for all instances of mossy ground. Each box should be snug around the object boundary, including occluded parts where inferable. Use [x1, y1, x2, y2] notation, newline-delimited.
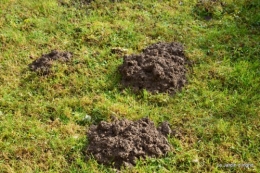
[0, 0, 259, 172]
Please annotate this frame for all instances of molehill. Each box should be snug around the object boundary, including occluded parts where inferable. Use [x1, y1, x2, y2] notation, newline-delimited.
[85, 118, 171, 169]
[119, 42, 189, 94]
[28, 50, 73, 75]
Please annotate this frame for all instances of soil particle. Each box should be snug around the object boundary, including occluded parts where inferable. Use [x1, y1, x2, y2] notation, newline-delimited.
[119, 42, 189, 94]
[86, 118, 171, 169]
[28, 50, 73, 75]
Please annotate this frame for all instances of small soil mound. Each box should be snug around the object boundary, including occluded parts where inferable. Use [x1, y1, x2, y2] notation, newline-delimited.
[86, 118, 171, 169]
[119, 42, 189, 94]
[29, 50, 73, 75]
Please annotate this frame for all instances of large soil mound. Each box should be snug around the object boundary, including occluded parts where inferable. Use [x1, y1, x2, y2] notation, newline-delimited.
[86, 118, 171, 169]
[29, 50, 73, 75]
[119, 42, 188, 94]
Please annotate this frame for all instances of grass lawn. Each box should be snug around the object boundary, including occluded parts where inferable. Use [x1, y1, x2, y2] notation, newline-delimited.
[0, 0, 259, 172]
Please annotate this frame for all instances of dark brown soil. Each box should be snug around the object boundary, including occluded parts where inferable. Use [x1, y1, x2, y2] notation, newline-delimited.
[28, 50, 73, 75]
[85, 118, 171, 169]
[119, 42, 189, 94]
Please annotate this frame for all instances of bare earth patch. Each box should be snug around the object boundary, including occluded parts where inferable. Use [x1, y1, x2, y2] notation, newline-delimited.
[28, 50, 73, 75]
[85, 118, 171, 169]
[119, 42, 189, 94]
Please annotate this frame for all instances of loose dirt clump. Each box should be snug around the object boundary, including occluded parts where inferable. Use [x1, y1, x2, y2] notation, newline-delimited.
[29, 50, 73, 75]
[86, 118, 171, 169]
[119, 42, 189, 94]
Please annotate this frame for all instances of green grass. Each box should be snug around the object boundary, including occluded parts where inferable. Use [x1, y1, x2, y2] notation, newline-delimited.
[0, 0, 259, 172]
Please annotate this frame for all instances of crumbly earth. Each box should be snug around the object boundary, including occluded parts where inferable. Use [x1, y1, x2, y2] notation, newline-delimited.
[28, 50, 73, 75]
[119, 42, 188, 94]
[86, 118, 171, 169]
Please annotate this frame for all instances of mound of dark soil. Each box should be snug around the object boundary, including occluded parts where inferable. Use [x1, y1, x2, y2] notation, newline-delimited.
[86, 118, 171, 169]
[119, 42, 189, 94]
[29, 50, 73, 75]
